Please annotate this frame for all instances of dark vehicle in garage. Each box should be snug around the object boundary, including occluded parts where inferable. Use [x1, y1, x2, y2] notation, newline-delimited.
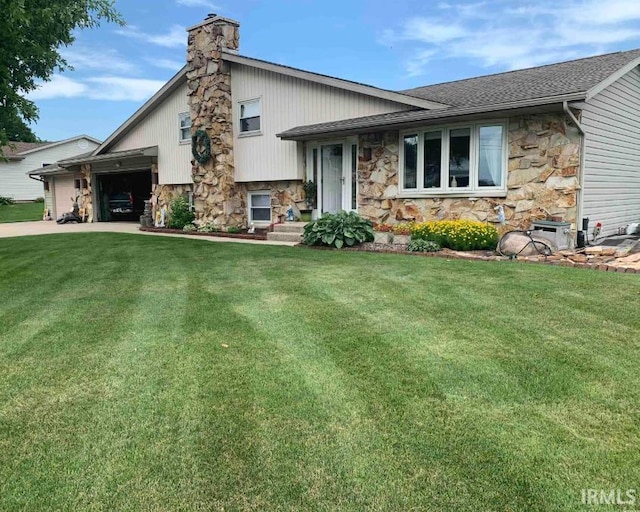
[108, 192, 137, 219]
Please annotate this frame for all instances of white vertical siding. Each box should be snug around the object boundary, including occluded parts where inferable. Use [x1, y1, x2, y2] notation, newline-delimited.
[111, 83, 193, 185]
[231, 64, 412, 182]
[0, 138, 99, 200]
[581, 66, 640, 236]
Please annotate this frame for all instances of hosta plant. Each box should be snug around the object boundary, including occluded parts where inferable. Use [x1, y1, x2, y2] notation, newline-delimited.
[302, 211, 374, 249]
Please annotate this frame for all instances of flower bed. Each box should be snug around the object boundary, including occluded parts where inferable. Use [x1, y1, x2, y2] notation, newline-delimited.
[411, 220, 499, 250]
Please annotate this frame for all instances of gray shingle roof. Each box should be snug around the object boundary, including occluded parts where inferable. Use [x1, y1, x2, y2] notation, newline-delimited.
[401, 49, 640, 107]
[278, 49, 640, 139]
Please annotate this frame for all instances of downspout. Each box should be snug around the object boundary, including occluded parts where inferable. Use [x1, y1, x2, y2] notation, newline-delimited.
[29, 174, 44, 183]
[563, 101, 586, 241]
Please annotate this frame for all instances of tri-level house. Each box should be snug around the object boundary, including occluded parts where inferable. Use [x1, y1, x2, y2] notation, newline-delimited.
[33, 15, 640, 237]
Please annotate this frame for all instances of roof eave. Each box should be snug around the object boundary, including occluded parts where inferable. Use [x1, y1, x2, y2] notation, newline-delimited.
[58, 146, 159, 167]
[277, 93, 587, 140]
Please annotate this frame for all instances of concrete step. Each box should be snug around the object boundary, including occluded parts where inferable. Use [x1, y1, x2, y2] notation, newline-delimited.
[273, 222, 307, 234]
[267, 231, 303, 243]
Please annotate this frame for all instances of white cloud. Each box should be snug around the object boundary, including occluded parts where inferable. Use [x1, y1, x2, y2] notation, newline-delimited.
[28, 75, 88, 100]
[176, 0, 219, 9]
[384, 0, 640, 77]
[28, 75, 165, 102]
[61, 47, 136, 74]
[85, 77, 166, 101]
[116, 24, 186, 48]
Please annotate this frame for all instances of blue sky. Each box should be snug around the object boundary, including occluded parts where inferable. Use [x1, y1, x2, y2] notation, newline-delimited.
[29, 0, 640, 142]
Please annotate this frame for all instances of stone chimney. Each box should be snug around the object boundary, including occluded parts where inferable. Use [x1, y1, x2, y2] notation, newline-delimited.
[186, 15, 243, 227]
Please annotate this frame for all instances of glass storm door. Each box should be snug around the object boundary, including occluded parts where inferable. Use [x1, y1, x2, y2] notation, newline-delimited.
[321, 143, 343, 214]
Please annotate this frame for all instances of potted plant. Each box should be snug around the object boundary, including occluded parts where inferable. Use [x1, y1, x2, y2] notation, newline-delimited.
[392, 223, 412, 246]
[373, 223, 393, 244]
[303, 180, 316, 209]
[299, 209, 312, 222]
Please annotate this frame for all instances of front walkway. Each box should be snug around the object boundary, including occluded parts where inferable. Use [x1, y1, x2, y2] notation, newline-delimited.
[0, 221, 298, 246]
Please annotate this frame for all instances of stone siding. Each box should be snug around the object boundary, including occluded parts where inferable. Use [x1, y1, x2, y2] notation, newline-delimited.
[152, 183, 193, 212]
[151, 180, 304, 227]
[242, 181, 305, 223]
[357, 113, 581, 230]
[79, 164, 93, 221]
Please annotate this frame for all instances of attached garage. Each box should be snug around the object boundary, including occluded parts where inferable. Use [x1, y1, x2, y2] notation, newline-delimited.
[94, 170, 152, 222]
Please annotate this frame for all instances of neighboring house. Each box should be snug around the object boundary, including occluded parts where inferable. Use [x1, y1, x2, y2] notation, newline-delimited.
[32, 15, 640, 238]
[1, 136, 100, 210]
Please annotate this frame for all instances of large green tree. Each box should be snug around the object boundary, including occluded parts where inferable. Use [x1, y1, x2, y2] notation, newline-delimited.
[0, 110, 38, 143]
[0, 0, 124, 151]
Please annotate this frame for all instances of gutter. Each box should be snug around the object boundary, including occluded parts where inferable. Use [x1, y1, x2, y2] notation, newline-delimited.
[562, 101, 584, 134]
[278, 93, 587, 140]
[563, 100, 586, 236]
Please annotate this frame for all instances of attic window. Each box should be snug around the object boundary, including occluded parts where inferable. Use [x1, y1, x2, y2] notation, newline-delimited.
[239, 98, 261, 135]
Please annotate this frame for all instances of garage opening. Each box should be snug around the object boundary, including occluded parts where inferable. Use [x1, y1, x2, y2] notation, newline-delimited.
[95, 170, 152, 222]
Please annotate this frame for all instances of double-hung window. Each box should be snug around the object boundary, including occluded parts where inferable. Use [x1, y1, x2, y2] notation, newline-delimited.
[178, 112, 191, 143]
[239, 98, 261, 135]
[400, 121, 507, 195]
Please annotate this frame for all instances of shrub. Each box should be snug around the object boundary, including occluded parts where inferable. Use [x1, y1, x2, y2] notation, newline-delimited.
[393, 222, 413, 235]
[303, 180, 316, 207]
[226, 226, 241, 234]
[411, 220, 499, 251]
[198, 223, 220, 233]
[0, 196, 15, 206]
[166, 196, 195, 229]
[407, 239, 441, 252]
[302, 210, 374, 249]
[34, 197, 45, 203]
[183, 223, 197, 233]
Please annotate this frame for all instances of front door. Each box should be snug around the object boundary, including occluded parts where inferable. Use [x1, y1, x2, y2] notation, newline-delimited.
[321, 143, 343, 214]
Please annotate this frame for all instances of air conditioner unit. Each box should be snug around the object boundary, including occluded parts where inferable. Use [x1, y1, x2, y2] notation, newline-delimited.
[530, 220, 572, 250]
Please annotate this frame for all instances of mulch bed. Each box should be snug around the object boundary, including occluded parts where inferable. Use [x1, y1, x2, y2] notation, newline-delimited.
[139, 226, 268, 240]
[299, 243, 640, 274]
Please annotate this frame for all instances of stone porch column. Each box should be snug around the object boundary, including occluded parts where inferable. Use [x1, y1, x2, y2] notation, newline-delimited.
[186, 15, 244, 227]
[80, 163, 93, 222]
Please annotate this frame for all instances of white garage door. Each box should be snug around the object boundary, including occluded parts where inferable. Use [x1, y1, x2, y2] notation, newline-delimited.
[54, 175, 76, 218]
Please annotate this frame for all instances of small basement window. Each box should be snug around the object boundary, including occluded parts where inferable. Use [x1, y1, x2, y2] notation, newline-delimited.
[248, 191, 271, 223]
[239, 99, 261, 134]
[178, 112, 191, 142]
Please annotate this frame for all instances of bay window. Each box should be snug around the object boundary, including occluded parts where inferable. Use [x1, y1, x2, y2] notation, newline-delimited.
[401, 121, 507, 195]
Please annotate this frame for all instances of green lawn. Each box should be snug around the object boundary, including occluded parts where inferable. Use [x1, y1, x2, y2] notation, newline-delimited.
[0, 201, 44, 223]
[0, 234, 639, 511]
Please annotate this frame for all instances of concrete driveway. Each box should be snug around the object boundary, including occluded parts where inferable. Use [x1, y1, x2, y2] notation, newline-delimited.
[0, 221, 296, 246]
